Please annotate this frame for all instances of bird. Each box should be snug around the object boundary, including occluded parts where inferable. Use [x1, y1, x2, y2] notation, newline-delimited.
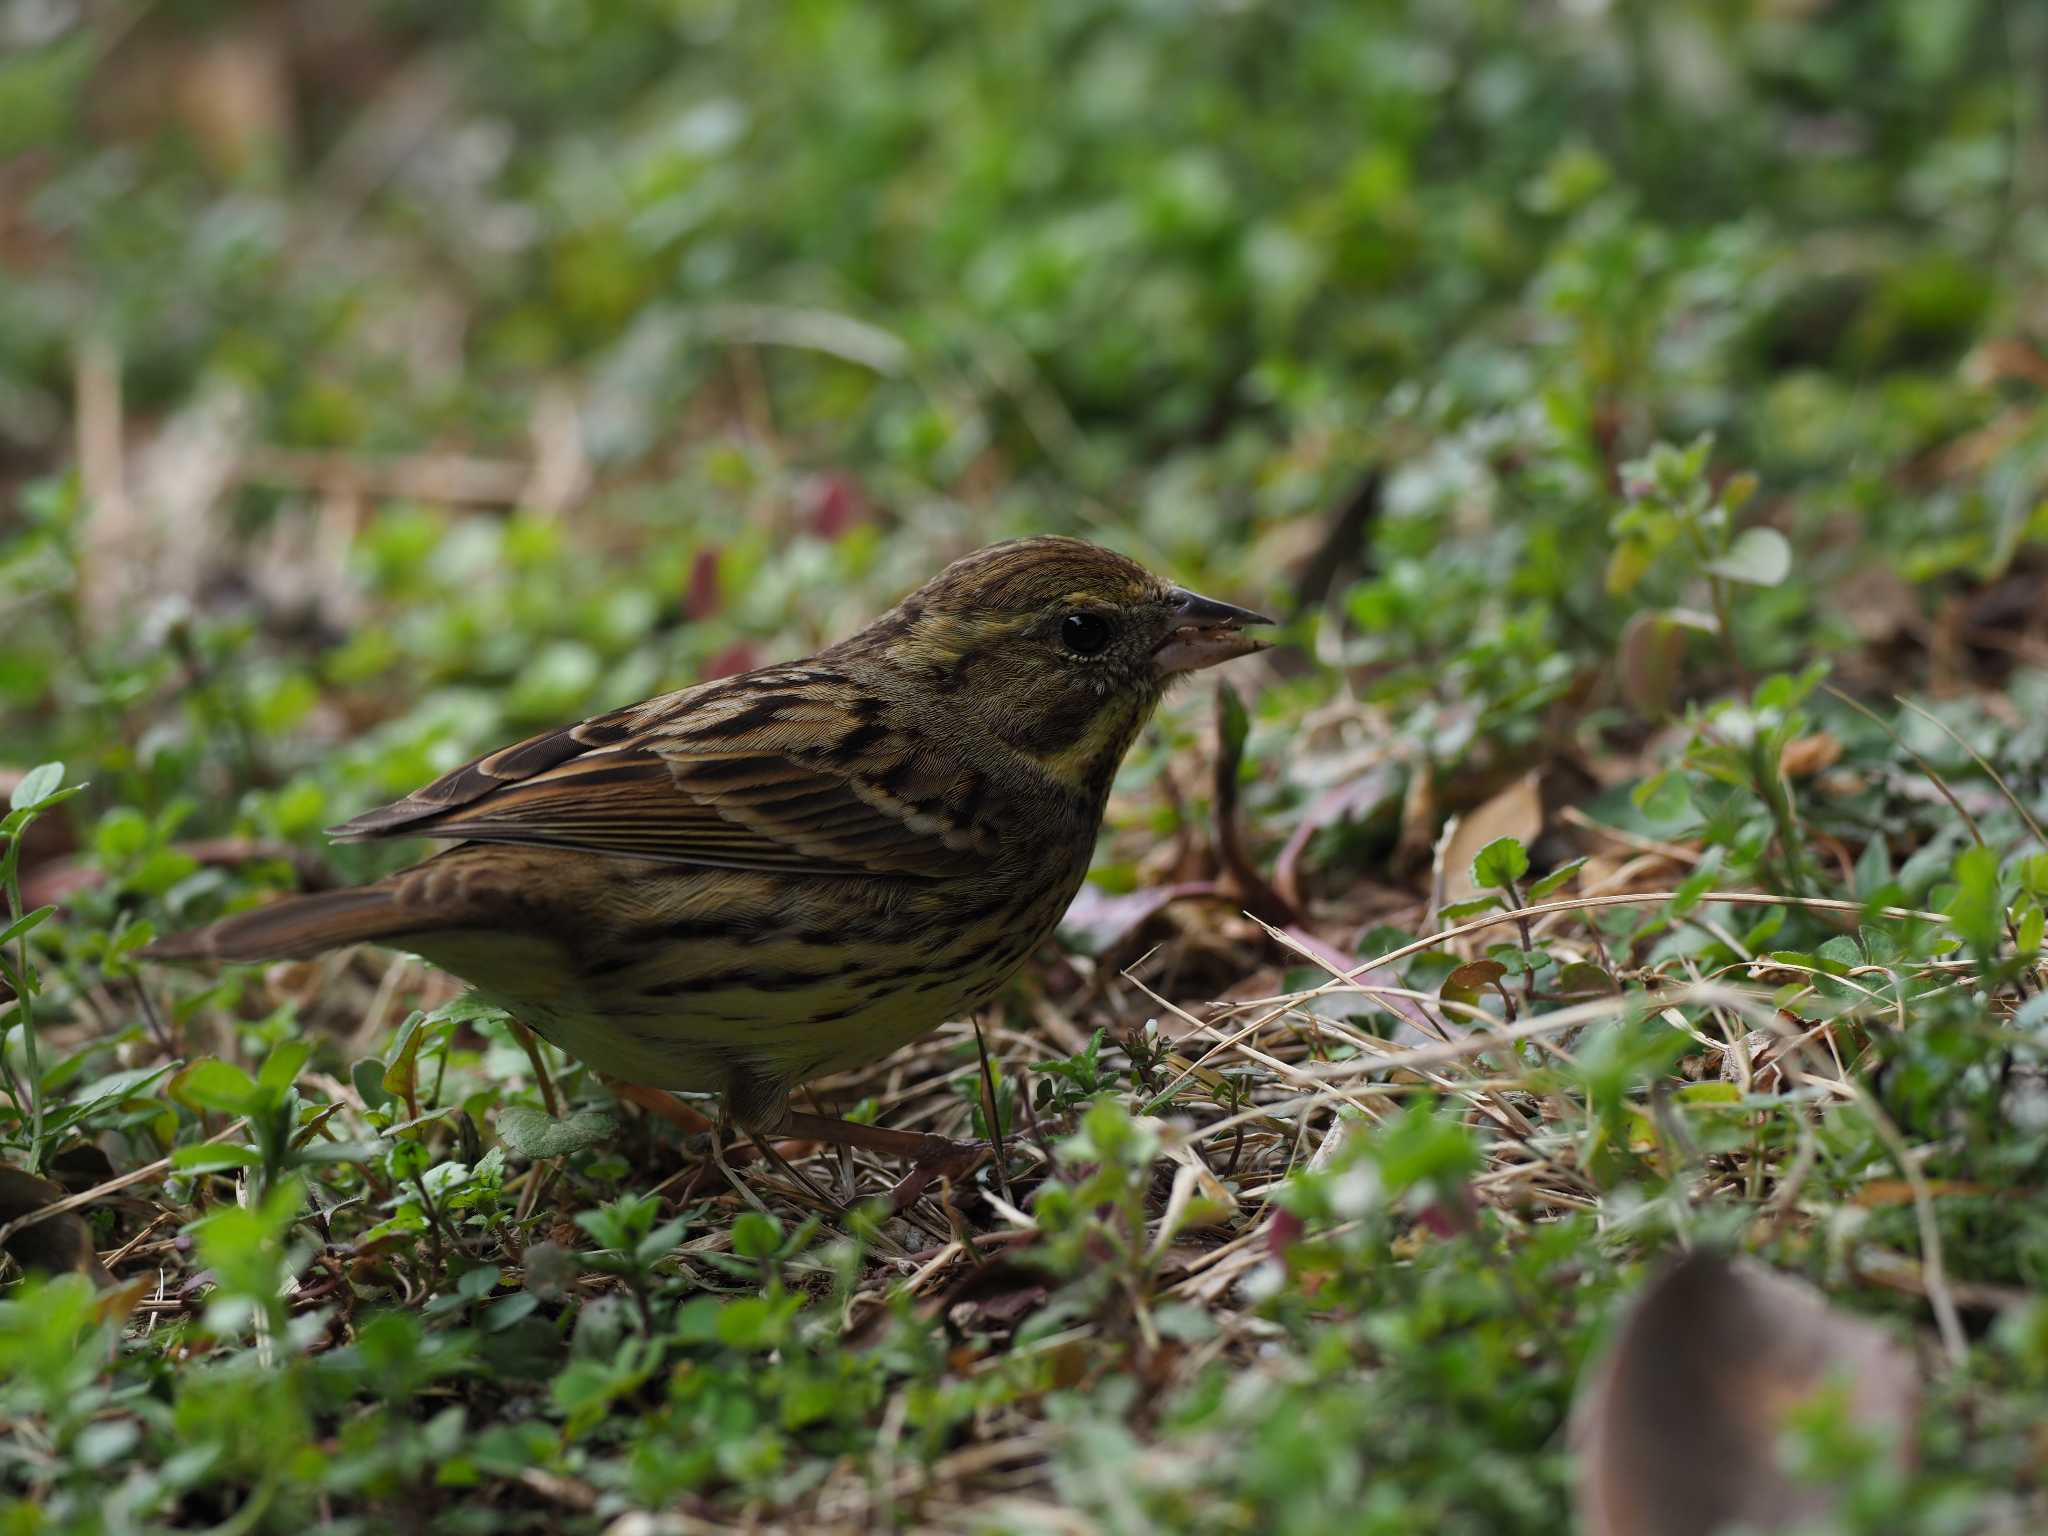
[147, 536, 1271, 1200]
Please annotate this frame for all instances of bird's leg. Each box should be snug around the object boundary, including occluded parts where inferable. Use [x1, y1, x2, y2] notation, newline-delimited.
[777, 1110, 985, 1214]
[744, 1129, 840, 1210]
[709, 1109, 774, 1216]
[609, 1077, 981, 1218]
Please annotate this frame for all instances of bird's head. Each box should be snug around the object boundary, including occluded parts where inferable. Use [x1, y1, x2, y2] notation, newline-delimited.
[840, 536, 1272, 792]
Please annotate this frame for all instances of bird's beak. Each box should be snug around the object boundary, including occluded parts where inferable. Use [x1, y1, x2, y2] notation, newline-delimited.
[1153, 587, 1275, 674]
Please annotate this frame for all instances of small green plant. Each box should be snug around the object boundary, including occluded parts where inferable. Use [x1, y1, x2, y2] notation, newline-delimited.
[1, 763, 85, 1171]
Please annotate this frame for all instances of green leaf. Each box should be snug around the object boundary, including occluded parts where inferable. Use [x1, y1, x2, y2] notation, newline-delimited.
[1605, 538, 1652, 597]
[730, 1211, 782, 1262]
[1945, 846, 2004, 961]
[1704, 526, 1791, 587]
[1525, 859, 1586, 901]
[2016, 992, 2048, 1035]
[1554, 962, 1619, 1000]
[1471, 837, 1529, 891]
[170, 1059, 262, 1116]
[383, 1013, 429, 1104]
[634, 1217, 691, 1266]
[1670, 849, 1725, 917]
[171, 1143, 263, 1172]
[1813, 934, 1865, 998]
[1439, 895, 1503, 921]
[1676, 1081, 1741, 1105]
[54, 1063, 173, 1124]
[2016, 898, 2044, 965]
[352, 1057, 395, 1112]
[495, 1106, 618, 1160]
[1855, 834, 1892, 900]
[1634, 773, 1695, 828]
[0, 906, 55, 949]
[258, 1040, 314, 1096]
[10, 763, 63, 813]
[93, 807, 150, 863]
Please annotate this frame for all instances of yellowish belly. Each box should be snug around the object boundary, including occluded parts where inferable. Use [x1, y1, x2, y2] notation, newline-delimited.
[407, 911, 1014, 1095]
[391, 848, 1084, 1119]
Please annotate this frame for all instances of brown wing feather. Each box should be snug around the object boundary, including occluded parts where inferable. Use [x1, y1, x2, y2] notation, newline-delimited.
[327, 706, 645, 840]
[325, 675, 990, 880]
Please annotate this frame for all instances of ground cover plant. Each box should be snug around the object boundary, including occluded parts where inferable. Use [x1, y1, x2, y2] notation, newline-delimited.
[4, 1, 2048, 1530]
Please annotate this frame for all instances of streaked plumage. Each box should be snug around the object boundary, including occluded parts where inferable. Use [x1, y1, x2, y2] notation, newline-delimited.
[149, 537, 1270, 1149]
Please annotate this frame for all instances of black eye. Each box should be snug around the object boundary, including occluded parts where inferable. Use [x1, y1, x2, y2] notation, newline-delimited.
[1061, 612, 1113, 656]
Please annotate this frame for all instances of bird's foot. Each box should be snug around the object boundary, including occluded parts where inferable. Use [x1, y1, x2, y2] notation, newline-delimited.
[777, 1109, 985, 1214]
[881, 1134, 986, 1215]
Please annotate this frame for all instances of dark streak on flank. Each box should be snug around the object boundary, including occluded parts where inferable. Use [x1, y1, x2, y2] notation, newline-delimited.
[639, 966, 830, 998]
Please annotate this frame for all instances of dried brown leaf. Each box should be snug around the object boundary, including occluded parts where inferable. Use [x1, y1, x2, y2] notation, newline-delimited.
[1779, 732, 1843, 779]
[0, 1165, 112, 1285]
[1574, 1251, 1919, 1536]
[1275, 923, 1440, 1042]
[1272, 763, 1402, 912]
[1619, 611, 1689, 719]
[1440, 770, 1544, 906]
[1440, 958, 1509, 1011]
[1058, 881, 1219, 958]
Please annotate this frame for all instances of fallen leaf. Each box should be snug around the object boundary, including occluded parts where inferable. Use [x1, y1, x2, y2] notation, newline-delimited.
[1718, 1028, 1791, 1093]
[1158, 1142, 1240, 1235]
[1441, 958, 1509, 1012]
[1275, 923, 1440, 1042]
[1827, 562, 1922, 646]
[1619, 609, 1703, 719]
[95, 1276, 152, 1326]
[1574, 1251, 1919, 1536]
[0, 1165, 112, 1285]
[1779, 732, 1843, 778]
[496, 1106, 620, 1160]
[1272, 763, 1402, 913]
[1058, 881, 1219, 958]
[934, 1256, 1049, 1337]
[1852, 1179, 2008, 1207]
[1963, 337, 2048, 390]
[1440, 770, 1543, 907]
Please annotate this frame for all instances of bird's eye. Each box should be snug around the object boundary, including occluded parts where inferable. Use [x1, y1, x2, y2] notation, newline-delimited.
[1060, 612, 1113, 656]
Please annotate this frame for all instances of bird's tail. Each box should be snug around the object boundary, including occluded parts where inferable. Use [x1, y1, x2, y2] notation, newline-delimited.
[144, 886, 422, 964]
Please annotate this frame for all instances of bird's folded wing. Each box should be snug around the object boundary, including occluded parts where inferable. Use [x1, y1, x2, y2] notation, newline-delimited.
[326, 686, 992, 880]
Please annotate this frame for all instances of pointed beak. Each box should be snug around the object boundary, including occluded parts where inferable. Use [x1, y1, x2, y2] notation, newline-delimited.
[1154, 587, 1275, 674]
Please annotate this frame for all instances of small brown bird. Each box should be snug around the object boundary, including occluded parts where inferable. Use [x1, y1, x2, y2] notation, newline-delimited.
[149, 537, 1269, 1192]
